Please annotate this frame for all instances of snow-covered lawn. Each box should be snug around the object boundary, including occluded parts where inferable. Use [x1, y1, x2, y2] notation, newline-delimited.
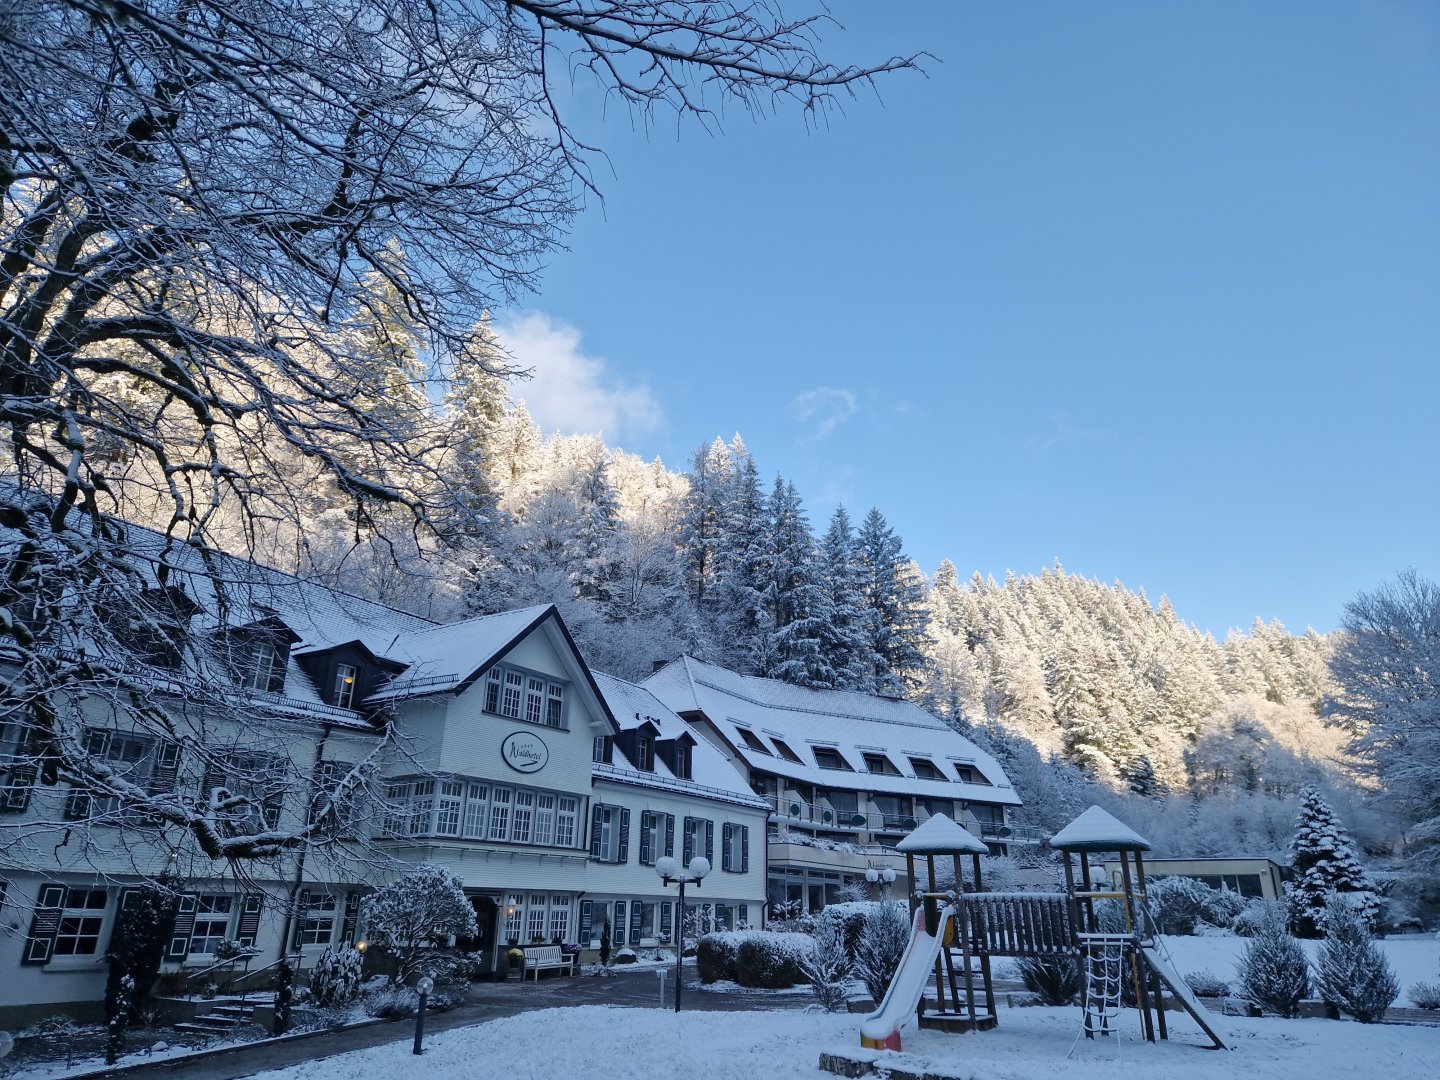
[1156, 932, 1438, 1000]
[250, 1002, 1439, 1080]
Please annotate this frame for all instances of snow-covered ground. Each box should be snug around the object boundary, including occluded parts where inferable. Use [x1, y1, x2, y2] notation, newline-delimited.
[1155, 933, 1437, 1000]
[250, 1003, 1439, 1080]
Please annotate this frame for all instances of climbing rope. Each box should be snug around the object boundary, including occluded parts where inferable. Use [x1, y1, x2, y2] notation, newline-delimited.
[1077, 933, 1129, 1040]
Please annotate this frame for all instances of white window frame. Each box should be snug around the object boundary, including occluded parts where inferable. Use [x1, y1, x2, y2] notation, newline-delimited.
[334, 663, 358, 709]
[53, 887, 109, 959]
[556, 796, 579, 848]
[189, 895, 235, 956]
[482, 664, 568, 729]
[297, 894, 338, 947]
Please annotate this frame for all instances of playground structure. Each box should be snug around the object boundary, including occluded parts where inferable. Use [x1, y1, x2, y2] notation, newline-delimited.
[859, 806, 1227, 1053]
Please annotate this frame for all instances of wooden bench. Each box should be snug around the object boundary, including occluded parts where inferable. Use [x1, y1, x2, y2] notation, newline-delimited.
[523, 945, 573, 980]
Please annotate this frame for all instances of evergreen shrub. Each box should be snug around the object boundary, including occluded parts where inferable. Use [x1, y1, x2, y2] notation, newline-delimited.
[1183, 969, 1230, 997]
[1408, 981, 1440, 1010]
[1017, 956, 1081, 1005]
[801, 925, 851, 1011]
[696, 934, 739, 984]
[1314, 895, 1399, 1023]
[309, 945, 364, 1007]
[854, 903, 910, 1004]
[1236, 905, 1310, 1017]
[734, 936, 808, 988]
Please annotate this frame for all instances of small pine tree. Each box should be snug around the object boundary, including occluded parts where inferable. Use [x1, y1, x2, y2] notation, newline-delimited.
[1237, 904, 1310, 1017]
[273, 959, 295, 1035]
[1288, 786, 1381, 938]
[854, 903, 910, 1005]
[1017, 956, 1081, 1006]
[1314, 895, 1399, 1023]
[802, 924, 851, 1012]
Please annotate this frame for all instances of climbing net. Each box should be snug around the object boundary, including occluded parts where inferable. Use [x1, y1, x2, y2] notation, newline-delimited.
[1077, 934, 1130, 1040]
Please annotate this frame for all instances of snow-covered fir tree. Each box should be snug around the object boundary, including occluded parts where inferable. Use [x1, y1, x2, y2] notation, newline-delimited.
[854, 508, 930, 695]
[1288, 785, 1382, 937]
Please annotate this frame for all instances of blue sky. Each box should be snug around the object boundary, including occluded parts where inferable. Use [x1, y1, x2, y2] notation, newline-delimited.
[492, 1, 1439, 638]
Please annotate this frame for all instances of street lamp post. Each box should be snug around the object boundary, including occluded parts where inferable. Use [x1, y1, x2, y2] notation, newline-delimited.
[413, 975, 433, 1055]
[865, 865, 897, 899]
[655, 855, 710, 1013]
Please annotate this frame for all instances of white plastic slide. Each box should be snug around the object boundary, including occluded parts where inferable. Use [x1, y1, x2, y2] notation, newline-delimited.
[1138, 943, 1229, 1050]
[860, 906, 952, 1050]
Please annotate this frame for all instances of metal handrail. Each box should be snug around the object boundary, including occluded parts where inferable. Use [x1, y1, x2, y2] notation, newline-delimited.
[184, 952, 260, 997]
[228, 952, 303, 1001]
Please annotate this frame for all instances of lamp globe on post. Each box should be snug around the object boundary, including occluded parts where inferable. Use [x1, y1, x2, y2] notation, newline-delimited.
[656, 855, 709, 1012]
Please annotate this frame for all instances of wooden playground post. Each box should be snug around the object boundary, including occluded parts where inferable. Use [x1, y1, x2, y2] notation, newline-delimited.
[953, 853, 976, 1026]
[1118, 852, 1156, 1042]
[1134, 851, 1168, 1040]
[971, 851, 996, 1019]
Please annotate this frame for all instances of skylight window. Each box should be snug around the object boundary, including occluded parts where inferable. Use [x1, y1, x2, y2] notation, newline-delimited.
[812, 747, 853, 771]
[736, 728, 772, 756]
[909, 757, 945, 780]
[771, 738, 803, 764]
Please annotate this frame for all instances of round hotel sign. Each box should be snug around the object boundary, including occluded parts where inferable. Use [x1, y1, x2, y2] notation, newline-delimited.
[502, 731, 549, 774]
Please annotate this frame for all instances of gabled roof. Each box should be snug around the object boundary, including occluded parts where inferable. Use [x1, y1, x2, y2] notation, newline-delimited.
[641, 656, 1021, 807]
[896, 812, 989, 855]
[1049, 805, 1151, 852]
[591, 671, 768, 811]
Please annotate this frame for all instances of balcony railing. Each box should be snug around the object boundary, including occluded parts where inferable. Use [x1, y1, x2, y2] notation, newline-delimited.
[766, 794, 1042, 844]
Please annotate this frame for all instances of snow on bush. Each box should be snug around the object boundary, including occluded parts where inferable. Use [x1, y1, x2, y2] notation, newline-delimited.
[801, 924, 850, 1012]
[696, 934, 740, 984]
[1314, 894, 1399, 1023]
[1237, 904, 1310, 1018]
[697, 930, 812, 988]
[1182, 969, 1231, 997]
[365, 864, 478, 985]
[1231, 899, 1271, 938]
[1147, 876, 1229, 935]
[1016, 956, 1080, 1006]
[309, 945, 365, 1007]
[1408, 980, 1440, 1010]
[854, 902, 910, 1004]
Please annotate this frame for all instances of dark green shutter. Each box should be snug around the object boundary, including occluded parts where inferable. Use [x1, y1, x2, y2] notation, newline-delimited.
[683, 818, 694, 863]
[341, 892, 362, 943]
[166, 893, 197, 959]
[579, 901, 592, 944]
[721, 824, 732, 872]
[613, 901, 626, 946]
[237, 893, 264, 947]
[704, 820, 713, 863]
[638, 811, 653, 865]
[660, 902, 673, 939]
[148, 742, 181, 795]
[22, 884, 65, 965]
[589, 805, 604, 859]
[664, 814, 675, 858]
[630, 903, 644, 941]
[740, 826, 749, 872]
[290, 890, 311, 950]
[616, 808, 630, 864]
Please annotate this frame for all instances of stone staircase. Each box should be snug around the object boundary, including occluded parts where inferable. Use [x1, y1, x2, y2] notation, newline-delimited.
[173, 1000, 257, 1036]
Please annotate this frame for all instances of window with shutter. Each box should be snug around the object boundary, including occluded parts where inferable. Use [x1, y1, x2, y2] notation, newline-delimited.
[721, 823, 733, 872]
[639, 811, 654, 865]
[740, 826, 749, 872]
[660, 902, 673, 941]
[613, 901, 626, 946]
[683, 817, 696, 863]
[664, 814, 675, 858]
[22, 884, 67, 965]
[236, 893, 264, 947]
[0, 720, 38, 812]
[167, 893, 198, 960]
[704, 820, 713, 863]
[579, 900, 593, 945]
[342, 892, 362, 944]
[590, 804, 605, 859]
[616, 808, 630, 864]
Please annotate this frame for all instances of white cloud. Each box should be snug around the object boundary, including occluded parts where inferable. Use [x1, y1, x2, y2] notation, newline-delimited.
[495, 312, 663, 440]
[790, 386, 858, 440]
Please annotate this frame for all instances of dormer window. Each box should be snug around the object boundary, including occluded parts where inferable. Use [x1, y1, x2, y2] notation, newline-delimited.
[954, 764, 991, 785]
[736, 729, 772, 756]
[909, 757, 944, 780]
[864, 753, 899, 776]
[634, 735, 654, 772]
[771, 738, 803, 764]
[593, 736, 612, 764]
[334, 664, 358, 709]
[812, 747, 852, 771]
[673, 741, 691, 781]
[241, 641, 279, 692]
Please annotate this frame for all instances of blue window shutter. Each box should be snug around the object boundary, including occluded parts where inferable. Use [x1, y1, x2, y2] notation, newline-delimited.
[664, 814, 675, 858]
[614, 901, 627, 946]
[630, 903, 644, 941]
[704, 820, 713, 863]
[590, 805, 605, 859]
[290, 889, 311, 951]
[167, 893, 198, 960]
[739, 904, 749, 929]
[580, 901, 593, 944]
[741, 826, 749, 872]
[617, 808, 630, 864]
[341, 892, 361, 944]
[683, 818, 694, 863]
[22, 884, 66, 965]
[721, 824, 731, 872]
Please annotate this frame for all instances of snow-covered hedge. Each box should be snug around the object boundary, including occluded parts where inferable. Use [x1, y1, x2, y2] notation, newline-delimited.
[1147, 876, 1244, 935]
[696, 931, 812, 988]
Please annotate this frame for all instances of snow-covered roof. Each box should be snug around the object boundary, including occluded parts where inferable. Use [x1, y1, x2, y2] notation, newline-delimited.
[364, 605, 554, 701]
[591, 672, 768, 812]
[641, 656, 1021, 807]
[896, 812, 989, 855]
[1049, 805, 1152, 852]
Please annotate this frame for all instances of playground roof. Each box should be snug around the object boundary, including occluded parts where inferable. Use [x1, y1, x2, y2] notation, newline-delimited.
[1048, 805, 1151, 852]
[896, 812, 989, 854]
